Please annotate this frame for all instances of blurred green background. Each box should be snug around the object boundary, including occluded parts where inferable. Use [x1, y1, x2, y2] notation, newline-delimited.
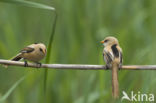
[0, 0, 156, 103]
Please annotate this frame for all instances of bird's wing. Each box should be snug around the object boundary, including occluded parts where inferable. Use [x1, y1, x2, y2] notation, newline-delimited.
[103, 49, 114, 64]
[116, 45, 123, 66]
[11, 53, 22, 61]
[120, 51, 123, 64]
[20, 47, 34, 53]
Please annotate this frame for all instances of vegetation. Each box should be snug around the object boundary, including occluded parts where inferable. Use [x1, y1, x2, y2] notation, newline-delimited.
[0, 0, 156, 103]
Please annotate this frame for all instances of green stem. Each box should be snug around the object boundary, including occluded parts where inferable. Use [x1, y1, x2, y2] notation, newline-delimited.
[44, 11, 57, 100]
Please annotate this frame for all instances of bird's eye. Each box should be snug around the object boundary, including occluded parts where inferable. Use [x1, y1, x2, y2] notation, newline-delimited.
[104, 40, 108, 43]
[39, 48, 43, 52]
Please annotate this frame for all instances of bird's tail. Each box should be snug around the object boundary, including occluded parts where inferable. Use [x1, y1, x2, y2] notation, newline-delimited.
[2, 53, 22, 68]
[112, 59, 119, 99]
[11, 53, 22, 61]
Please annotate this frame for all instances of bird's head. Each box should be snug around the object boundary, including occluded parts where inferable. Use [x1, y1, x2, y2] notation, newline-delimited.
[37, 43, 47, 55]
[100, 36, 119, 47]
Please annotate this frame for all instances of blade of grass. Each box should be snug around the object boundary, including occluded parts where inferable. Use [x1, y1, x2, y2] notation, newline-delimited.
[0, 76, 25, 103]
[0, 0, 55, 11]
[44, 12, 57, 98]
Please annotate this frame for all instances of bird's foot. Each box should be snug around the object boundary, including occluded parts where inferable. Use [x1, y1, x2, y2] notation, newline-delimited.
[36, 62, 42, 68]
[118, 65, 122, 70]
[24, 61, 28, 67]
[105, 65, 110, 70]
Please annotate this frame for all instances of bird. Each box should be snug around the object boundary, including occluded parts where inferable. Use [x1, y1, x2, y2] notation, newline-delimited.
[101, 36, 123, 99]
[11, 43, 47, 67]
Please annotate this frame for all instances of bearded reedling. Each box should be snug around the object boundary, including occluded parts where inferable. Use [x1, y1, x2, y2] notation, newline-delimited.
[101, 36, 123, 98]
[11, 43, 47, 67]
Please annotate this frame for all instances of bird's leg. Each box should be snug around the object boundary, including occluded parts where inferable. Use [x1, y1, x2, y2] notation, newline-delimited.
[36, 62, 42, 68]
[24, 61, 28, 67]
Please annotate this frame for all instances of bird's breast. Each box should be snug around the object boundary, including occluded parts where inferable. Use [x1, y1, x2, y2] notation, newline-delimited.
[22, 51, 45, 62]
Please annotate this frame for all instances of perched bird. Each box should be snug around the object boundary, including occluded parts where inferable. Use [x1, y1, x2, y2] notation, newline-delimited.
[101, 36, 123, 99]
[11, 43, 47, 67]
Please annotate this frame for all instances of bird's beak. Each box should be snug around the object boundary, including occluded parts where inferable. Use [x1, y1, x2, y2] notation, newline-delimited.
[100, 40, 104, 43]
[43, 49, 47, 54]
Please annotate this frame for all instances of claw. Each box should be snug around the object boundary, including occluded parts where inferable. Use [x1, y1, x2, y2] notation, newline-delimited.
[106, 65, 110, 70]
[24, 61, 28, 67]
[36, 62, 42, 68]
[119, 65, 122, 70]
